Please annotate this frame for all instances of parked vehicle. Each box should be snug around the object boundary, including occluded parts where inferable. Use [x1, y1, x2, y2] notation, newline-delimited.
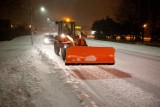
[43, 35, 55, 44]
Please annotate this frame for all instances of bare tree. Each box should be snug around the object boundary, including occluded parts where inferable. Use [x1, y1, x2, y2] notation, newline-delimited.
[115, 0, 160, 43]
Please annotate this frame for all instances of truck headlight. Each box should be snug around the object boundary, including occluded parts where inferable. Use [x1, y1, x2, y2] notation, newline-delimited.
[44, 38, 50, 43]
[61, 33, 66, 38]
[64, 45, 68, 49]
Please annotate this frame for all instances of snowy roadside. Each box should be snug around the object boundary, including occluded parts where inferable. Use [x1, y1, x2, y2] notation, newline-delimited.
[0, 45, 80, 107]
[36, 47, 99, 107]
[0, 36, 98, 107]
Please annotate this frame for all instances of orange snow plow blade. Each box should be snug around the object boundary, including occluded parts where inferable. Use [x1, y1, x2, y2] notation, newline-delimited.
[65, 46, 115, 65]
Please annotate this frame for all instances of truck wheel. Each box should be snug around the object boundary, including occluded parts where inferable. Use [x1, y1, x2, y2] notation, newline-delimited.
[61, 46, 66, 61]
[54, 42, 60, 55]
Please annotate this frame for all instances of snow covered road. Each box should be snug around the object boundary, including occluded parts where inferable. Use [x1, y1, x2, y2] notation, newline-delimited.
[35, 35, 160, 107]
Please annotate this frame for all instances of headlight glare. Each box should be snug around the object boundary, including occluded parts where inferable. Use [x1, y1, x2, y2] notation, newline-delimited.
[61, 34, 66, 38]
[44, 38, 50, 43]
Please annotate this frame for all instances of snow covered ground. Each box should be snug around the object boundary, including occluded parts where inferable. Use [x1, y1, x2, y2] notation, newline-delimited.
[0, 35, 160, 107]
[0, 35, 97, 107]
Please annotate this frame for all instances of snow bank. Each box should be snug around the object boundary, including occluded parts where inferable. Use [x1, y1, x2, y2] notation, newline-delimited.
[0, 36, 81, 107]
[36, 47, 99, 107]
[0, 35, 99, 107]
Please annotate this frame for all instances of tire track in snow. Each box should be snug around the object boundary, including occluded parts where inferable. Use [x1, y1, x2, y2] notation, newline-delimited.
[69, 65, 160, 107]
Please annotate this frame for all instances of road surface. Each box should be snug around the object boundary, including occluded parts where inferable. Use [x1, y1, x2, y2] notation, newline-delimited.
[35, 35, 160, 107]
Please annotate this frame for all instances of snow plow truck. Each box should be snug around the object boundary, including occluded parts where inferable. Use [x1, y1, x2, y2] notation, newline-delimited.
[53, 18, 115, 65]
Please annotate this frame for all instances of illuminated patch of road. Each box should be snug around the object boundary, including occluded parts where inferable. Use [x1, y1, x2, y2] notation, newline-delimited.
[69, 66, 160, 107]
[70, 66, 132, 80]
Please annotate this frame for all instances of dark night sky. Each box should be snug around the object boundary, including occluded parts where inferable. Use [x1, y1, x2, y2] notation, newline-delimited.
[34, 0, 122, 26]
[0, 0, 122, 28]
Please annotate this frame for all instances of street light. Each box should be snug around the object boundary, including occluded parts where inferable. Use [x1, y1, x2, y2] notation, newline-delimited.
[143, 23, 147, 28]
[30, 0, 33, 45]
[40, 6, 46, 12]
[142, 23, 147, 43]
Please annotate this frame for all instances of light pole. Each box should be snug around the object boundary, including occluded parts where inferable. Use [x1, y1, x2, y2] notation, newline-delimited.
[29, 3, 47, 45]
[142, 23, 147, 43]
[30, 0, 33, 45]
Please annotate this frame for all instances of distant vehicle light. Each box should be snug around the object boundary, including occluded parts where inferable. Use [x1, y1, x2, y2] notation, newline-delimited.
[54, 32, 58, 35]
[45, 33, 49, 35]
[91, 31, 96, 35]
